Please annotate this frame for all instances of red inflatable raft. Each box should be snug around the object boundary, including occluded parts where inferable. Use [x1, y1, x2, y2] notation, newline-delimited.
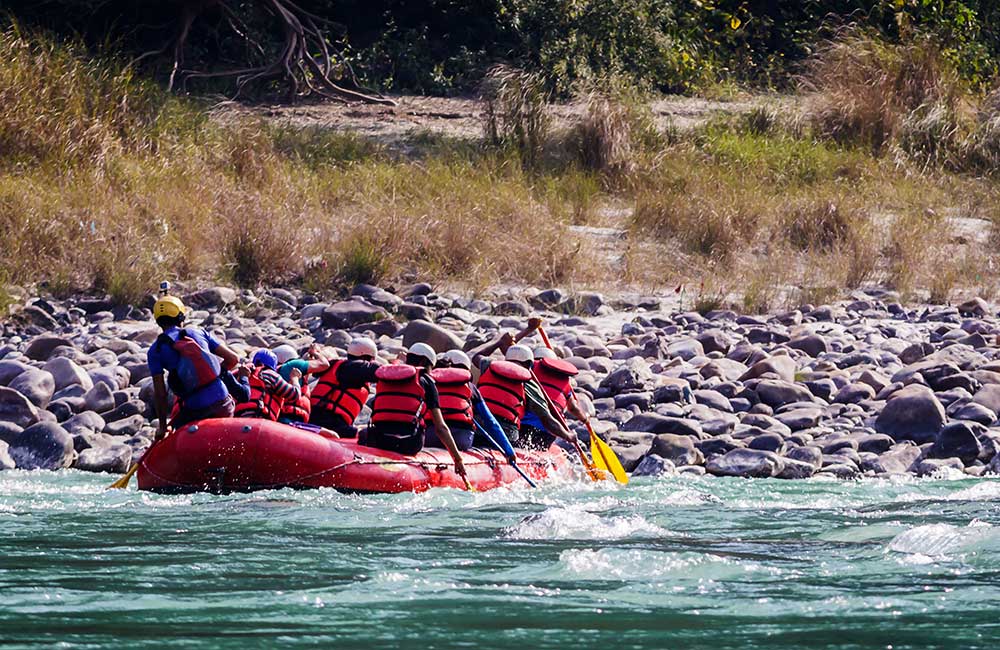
[136, 418, 571, 494]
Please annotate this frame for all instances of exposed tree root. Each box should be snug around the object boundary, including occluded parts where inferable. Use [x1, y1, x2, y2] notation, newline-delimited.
[140, 0, 395, 106]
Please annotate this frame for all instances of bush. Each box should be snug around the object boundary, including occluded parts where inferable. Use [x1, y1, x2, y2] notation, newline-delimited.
[480, 65, 550, 169]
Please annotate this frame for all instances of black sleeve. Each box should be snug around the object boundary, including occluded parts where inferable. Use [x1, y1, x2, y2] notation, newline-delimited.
[421, 375, 440, 411]
[337, 360, 380, 387]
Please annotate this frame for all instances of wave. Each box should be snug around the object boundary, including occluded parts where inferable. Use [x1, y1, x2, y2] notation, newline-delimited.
[503, 506, 669, 540]
[887, 521, 997, 559]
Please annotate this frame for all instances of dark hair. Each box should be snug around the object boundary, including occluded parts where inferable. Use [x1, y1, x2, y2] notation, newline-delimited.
[405, 353, 432, 369]
[155, 314, 184, 329]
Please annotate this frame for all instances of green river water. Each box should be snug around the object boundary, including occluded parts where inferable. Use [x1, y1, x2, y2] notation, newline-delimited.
[1, 471, 999, 649]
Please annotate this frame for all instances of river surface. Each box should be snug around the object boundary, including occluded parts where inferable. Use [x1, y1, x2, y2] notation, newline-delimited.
[1, 471, 999, 649]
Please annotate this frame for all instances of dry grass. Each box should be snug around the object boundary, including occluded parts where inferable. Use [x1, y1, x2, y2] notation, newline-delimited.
[3, 26, 1000, 312]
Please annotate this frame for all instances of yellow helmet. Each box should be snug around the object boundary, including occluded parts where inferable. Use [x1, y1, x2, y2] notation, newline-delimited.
[153, 295, 186, 319]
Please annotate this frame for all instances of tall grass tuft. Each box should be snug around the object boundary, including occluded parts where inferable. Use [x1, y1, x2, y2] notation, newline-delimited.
[801, 29, 968, 163]
[480, 65, 550, 169]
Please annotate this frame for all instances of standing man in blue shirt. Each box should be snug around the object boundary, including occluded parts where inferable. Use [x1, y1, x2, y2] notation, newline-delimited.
[147, 294, 241, 439]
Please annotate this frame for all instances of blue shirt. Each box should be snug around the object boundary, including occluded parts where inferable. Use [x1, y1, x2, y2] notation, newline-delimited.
[147, 327, 228, 410]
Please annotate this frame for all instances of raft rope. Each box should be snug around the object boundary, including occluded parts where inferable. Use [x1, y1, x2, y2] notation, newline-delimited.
[140, 445, 558, 490]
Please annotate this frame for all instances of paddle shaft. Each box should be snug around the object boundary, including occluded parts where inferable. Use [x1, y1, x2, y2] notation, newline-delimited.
[472, 421, 537, 488]
[528, 367, 602, 481]
[538, 325, 624, 482]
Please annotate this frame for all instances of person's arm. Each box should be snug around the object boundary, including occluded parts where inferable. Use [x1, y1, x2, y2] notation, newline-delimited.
[152, 374, 169, 440]
[472, 389, 516, 460]
[566, 391, 588, 423]
[513, 317, 543, 344]
[524, 380, 576, 443]
[304, 346, 331, 374]
[469, 332, 515, 367]
[214, 342, 239, 372]
[431, 408, 466, 477]
[267, 368, 301, 401]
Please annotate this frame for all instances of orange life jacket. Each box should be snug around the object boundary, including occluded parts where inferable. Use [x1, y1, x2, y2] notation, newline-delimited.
[426, 367, 474, 427]
[310, 360, 370, 425]
[533, 357, 579, 413]
[234, 367, 282, 421]
[281, 378, 312, 422]
[371, 364, 426, 426]
[477, 360, 532, 427]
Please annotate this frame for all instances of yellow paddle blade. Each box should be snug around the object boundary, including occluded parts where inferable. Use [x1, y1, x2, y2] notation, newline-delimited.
[107, 462, 139, 490]
[590, 433, 629, 485]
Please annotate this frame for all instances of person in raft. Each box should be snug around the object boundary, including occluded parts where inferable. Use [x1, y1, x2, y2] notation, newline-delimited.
[364, 343, 467, 478]
[234, 349, 302, 421]
[148, 293, 241, 439]
[471, 339, 575, 450]
[423, 349, 517, 460]
[519, 346, 589, 450]
[273, 344, 331, 424]
[309, 337, 380, 437]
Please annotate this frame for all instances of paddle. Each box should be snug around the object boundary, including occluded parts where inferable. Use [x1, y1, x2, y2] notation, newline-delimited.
[473, 420, 537, 488]
[108, 435, 165, 489]
[528, 366, 603, 482]
[537, 325, 628, 485]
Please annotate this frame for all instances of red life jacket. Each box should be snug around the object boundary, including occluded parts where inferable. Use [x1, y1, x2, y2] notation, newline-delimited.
[234, 367, 282, 421]
[310, 360, 370, 425]
[371, 364, 426, 426]
[281, 375, 312, 422]
[426, 367, 474, 427]
[156, 329, 221, 400]
[533, 357, 579, 413]
[477, 360, 532, 427]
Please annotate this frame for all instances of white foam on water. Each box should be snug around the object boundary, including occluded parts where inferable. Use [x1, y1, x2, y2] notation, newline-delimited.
[557, 547, 785, 582]
[947, 480, 1000, 502]
[887, 521, 996, 559]
[503, 506, 668, 540]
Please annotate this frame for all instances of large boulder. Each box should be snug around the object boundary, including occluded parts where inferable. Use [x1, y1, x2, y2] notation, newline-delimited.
[860, 442, 921, 474]
[42, 357, 94, 393]
[321, 298, 389, 329]
[706, 448, 784, 478]
[400, 319, 462, 353]
[776, 457, 817, 479]
[24, 336, 74, 361]
[0, 386, 41, 428]
[874, 385, 946, 443]
[600, 357, 657, 394]
[788, 334, 828, 358]
[740, 355, 795, 382]
[83, 382, 116, 413]
[8, 369, 55, 408]
[74, 444, 132, 473]
[0, 440, 14, 470]
[649, 434, 704, 466]
[184, 286, 237, 310]
[8, 422, 75, 470]
[755, 380, 814, 408]
[972, 384, 1000, 414]
[927, 422, 983, 466]
[104, 415, 146, 437]
[622, 414, 703, 438]
[0, 360, 31, 386]
[631, 454, 677, 477]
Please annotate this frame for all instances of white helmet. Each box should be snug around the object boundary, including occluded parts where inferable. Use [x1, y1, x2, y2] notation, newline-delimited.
[443, 349, 471, 369]
[273, 344, 298, 365]
[505, 344, 533, 363]
[408, 342, 437, 366]
[533, 347, 557, 360]
[347, 337, 378, 358]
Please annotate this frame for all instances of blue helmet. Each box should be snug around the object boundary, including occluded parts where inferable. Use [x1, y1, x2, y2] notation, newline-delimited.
[252, 349, 278, 370]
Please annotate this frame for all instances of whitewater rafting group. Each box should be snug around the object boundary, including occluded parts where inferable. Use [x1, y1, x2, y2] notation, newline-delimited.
[147, 291, 589, 480]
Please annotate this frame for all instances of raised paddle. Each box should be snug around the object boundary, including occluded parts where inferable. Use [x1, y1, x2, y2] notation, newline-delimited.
[537, 325, 628, 485]
[473, 420, 537, 488]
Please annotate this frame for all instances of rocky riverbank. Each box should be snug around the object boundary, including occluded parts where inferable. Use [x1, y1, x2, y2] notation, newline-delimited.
[2, 283, 1000, 481]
